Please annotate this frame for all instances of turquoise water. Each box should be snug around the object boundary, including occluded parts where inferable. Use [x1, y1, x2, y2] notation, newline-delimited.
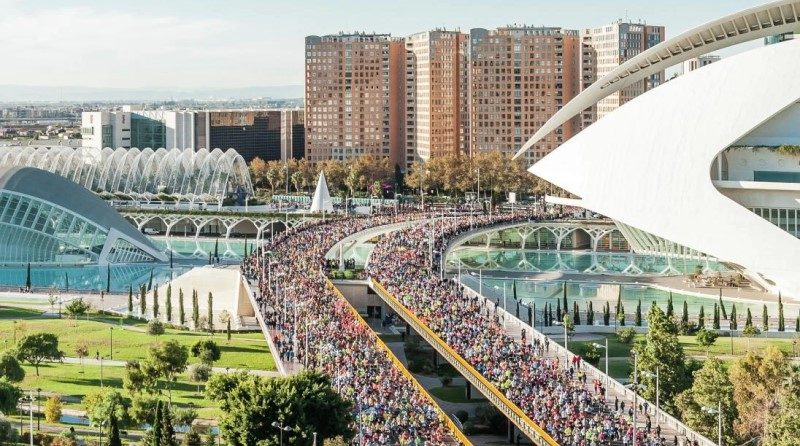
[152, 236, 262, 260]
[477, 277, 798, 321]
[449, 248, 728, 276]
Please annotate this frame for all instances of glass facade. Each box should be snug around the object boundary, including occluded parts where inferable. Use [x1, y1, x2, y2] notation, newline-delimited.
[750, 207, 800, 238]
[130, 114, 167, 149]
[208, 111, 282, 163]
[0, 190, 107, 263]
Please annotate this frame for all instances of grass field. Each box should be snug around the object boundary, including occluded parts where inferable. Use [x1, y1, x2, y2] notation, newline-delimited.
[1, 309, 275, 371]
[429, 385, 471, 404]
[20, 363, 219, 419]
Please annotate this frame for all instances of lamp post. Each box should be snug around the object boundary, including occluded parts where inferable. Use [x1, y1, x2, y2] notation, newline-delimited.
[702, 401, 723, 446]
[592, 339, 609, 400]
[632, 349, 638, 446]
[642, 367, 660, 417]
[109, 327, 113, 360]
[313, 432, 318, 446]
[36, 388, 41, 431]
[28, 390, 33, 446]
[271, 421, 293, 446]
[552, 320, 568, 371]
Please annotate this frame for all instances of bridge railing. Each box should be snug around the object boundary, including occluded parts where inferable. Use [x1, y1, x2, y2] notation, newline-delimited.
[326, 279, 471, 446]
[459, 282, 717, 446]
[369, 279, 558, 446]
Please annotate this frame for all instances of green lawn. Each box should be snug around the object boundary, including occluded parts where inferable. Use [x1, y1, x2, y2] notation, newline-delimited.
[20, 363, 219, 419]
[1, 312, 275, 371]
[378, 333, 404, 343]
[678, 334, 800, 357]
[429, 385, 471, 404]
[0, 305, 44, 319]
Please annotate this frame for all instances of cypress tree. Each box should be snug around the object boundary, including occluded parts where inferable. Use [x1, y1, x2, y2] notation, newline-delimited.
[107, 406, 122, 446]
[778, 294, 785, 332]
[151, 400, 163, 446]
[666, 292, 674, 318]
[587, 301, 594, 326]
[160, 401, 176, 446]
[64, 272, 69, 292]
[192, 290, 199, 329]
[730, 304, 738, 330]
[681, 300, 689, 324]
[573, 301, 580, 325]
[178, 289, 185, 326]
[106, 266, 111, 293]
[128, 285, 133, 313]
[25, 262, 31, 290]
[762, 304, 769, 332]
[226, 319, 232, 341]
[152, 285, 160, 318]
[713, 303, 720, 329]
[719, 292, 727, 320]
[616, 301, 626, 327]
[698, 305, 705, 327]
[549, 303, 554, 327]
[140, 284, 147, 316]
[165, 284, 172, 322]
[556, 299, 562, 323]
[603, 301, 610, 326]
[207, 292, 214, 332]
[745, 307, 753, 328]
[148, 269, 154, 292]
[635, 299, 642, 326]
[562, 282, 568, 314]
[796, 309, 799, 332]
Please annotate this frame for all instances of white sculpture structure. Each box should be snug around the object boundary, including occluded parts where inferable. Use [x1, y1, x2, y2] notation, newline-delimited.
[310, 171, 334, 214]
[514, 1, 800, 297]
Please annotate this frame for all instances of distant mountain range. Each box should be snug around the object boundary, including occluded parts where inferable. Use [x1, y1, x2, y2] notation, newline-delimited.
[0, 84, 304, 102]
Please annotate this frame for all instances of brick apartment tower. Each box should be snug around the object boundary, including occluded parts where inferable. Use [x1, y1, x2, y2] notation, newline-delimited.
[304, 33, 404, 167]
[583, 21, 665, 120]
[404, 30, 469, 168]
[468, 26, 595, 164]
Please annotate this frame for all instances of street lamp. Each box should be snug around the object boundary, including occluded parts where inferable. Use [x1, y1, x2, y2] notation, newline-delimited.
[109, 327, 113, 360]
[702, 401, 723, 446]
[36, 388, 41, 431]
[492, 283, 508, 329]
[551, 320, 569, 371]
[271, 421, 293, 446]
[591, 339, 609, 400]
[641, 367, 660, 417]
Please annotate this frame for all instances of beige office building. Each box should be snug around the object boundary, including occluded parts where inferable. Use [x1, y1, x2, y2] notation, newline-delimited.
[583, 21, 665, 120]
[468, 26, 595, 163]
[304, 33, 404, 167]
[405, 30, 469, 167]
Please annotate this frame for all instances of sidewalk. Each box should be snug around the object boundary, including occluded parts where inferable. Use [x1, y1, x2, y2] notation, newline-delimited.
[58, 356, 280, 377]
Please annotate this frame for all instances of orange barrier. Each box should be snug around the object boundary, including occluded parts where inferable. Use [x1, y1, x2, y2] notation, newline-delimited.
[370, 279, 559, 446]
[326, 279, 472, 446]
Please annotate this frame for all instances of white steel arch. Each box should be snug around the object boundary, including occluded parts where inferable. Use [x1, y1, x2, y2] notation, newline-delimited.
[515, 0, 800, 159]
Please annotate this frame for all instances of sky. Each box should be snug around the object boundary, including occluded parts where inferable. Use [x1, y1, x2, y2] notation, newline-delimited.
[0, 0, 765, 89]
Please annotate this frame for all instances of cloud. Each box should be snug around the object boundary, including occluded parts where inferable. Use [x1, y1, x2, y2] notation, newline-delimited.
[0, 5, 289, 88]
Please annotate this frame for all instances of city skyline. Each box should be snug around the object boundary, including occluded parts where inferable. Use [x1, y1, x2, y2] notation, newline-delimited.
[0, 0, 761, 91]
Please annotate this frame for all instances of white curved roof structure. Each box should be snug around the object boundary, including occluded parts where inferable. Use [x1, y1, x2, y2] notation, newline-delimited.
[0, 146, 253, 203]
[515, 0, 800, 159]
[530, 39, 800, 297]
[0, 166, 166, 264]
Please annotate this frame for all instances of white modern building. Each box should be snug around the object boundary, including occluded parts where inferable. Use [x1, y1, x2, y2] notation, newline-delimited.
[518, 1, 800, 298]
[681, 54, 721, 74]
[81, 109, 195, 151]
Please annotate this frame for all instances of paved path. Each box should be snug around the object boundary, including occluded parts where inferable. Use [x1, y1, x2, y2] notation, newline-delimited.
[58, 356, 280, 377]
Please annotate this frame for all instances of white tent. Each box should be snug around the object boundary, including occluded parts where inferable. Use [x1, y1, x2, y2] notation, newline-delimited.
[309, 170, 334, 213]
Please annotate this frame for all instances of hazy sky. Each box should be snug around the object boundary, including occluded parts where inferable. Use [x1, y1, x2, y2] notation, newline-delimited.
[0, 0, 764, 89]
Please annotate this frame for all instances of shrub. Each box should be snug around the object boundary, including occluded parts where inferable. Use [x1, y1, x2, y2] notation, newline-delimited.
[454, 410, 469, 422]
[343, 270, 354, 280]
[44, 394, 62, 423]
[173, 407, 199, 427]
[187, 363, 212, 383]
[581, 343, 601, 366]
[0, 418, 17, 445]
[617, 327, 636, 344]
[439, 376, 453, 387]
[147, 319, 165, 336]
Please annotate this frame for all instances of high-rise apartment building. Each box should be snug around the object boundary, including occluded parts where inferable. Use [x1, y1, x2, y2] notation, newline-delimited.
[405, 30, 469, 166]
[583, 21, 665, 120]
[81, 109, 304, 163]
[682, 55, 720, 74]
[304, 33, 405, 167]
[468, 26, 594, 162]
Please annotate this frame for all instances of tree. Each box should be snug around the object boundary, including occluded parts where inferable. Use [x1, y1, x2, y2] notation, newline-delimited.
[632, 305, 690, 412]
[75, 343, 88, 371]
[0, 351, 25, 382]
[82, 389, 129, 428]
[729, 346, 790, 439]
[16, 333, 63, 376]
[179, 289, 186, 326]
[160, 401, 177, 446]
[44, 395, 62, 423]
[719, 293, 728, 320]
[730, 304, 738, 330]
[0, 378, 22, 415]
[616, 294, 626, 327]
[666, 293, 674, 318]
[192, 290, 200, 330]
[675, 358, 737, 445]
[586, 301, 594, 326]
[165, 284, 173, 322]
[777, 294, 785, 332]
[151, 399, 164, 446]
[182, 429, 203, 446]
[681, 300, 689, 325]
[695, 328, 718, 356]
[762, 304, 769, 332]
[191, 339, 221, 366]
[713, 303, 720, 329]
[207, 292, 214, 333]
[219, 310, 232, 342]
[603, 301, 610, 326]
[140, 284, 147, 317]
[147, 319, 165, 336]
[698, 305, 705, 328]
[555, 299, 562, 323]
[572, 301, 580, 325]
[188, 363, 212, 394]
[145, 340, 189, 400]
[25, 262, 31, 289]
[128, 285, 134, 314]
[153, 286, 160, 319]
[763, 393, 800, 445]
[148, 269, 154, 292]
[207, 370, 355, 446]
[796, 308, 800, 332]
[617, 327, 635, 345]
[107, 406, 122, 446]
[634, 299, 642, 326]
[65, 298, 90, 320]
[129, 394, 159, 425]
[745, 308, 753, 329]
